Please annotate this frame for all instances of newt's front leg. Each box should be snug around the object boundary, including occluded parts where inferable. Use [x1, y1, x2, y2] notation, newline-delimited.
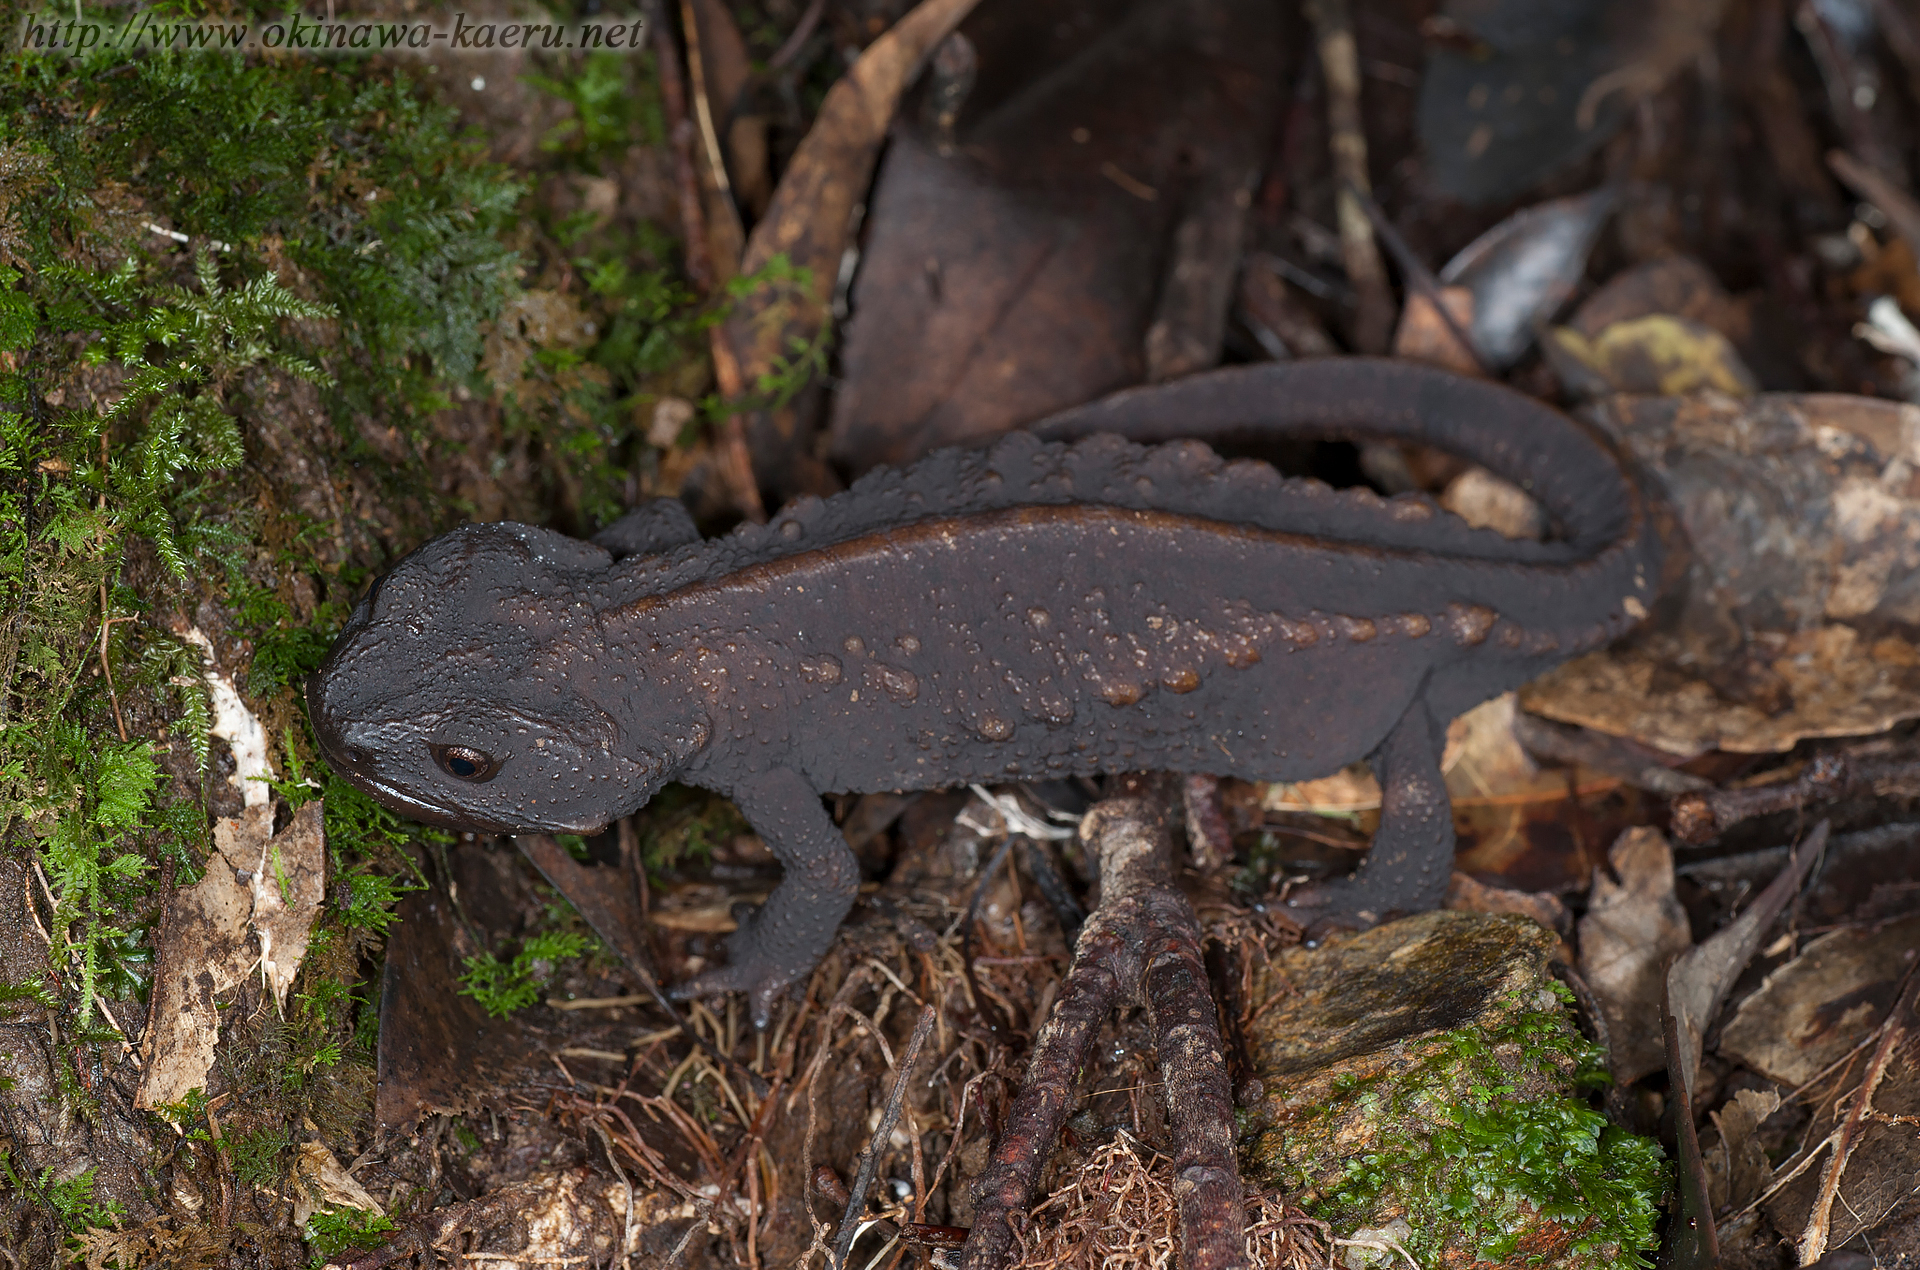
[1287, 699, 1453, 933]
[673, 766, 859, 1028]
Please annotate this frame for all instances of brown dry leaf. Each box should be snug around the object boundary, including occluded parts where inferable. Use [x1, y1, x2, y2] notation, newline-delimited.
[1718, 913, 1920, 1087]
[376, 846, 559, 1127]
[1391, 286, 1480, 375]
[1848, 233, 1920, 315]
[292, 1140, 385, 1228]
[135, 805, 260, 1109]
[1444, 872, 1568, 934]
[1545, 316, 1758, 397]
[1578, 827, 1691, 1085]
[686, 0, 768, 219]
[137, 799, 326, 1108]
[252, 800, 325, 1011]
[1704, 1087, 1782, 1215]
[1444, 872, 1571, 962]
[828, 0, 1286, 469]
[1523, 392, 1920, 754]
[723, 0, 986, 491]
[1762, 1036, 1920, 1254]
[1665, 823, 1823, 1103]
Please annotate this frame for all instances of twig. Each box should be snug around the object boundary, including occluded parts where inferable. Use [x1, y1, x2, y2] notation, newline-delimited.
[97, 582, 134, 743]
[1731, 953, 1920, 1225]
[647, 0, 713, 295]
[924, 1066, 996, 1203]
[1798, 6, 1904, 185]
[1670, 750, 1920, 842]
[767, 0, 828, 71]
[706, 331, 770, 522]
[1827, 150, 1920, 262]
[588, 1119, 638, 1267]
[798, 968, 877, 1268]
[962, 775, 1246, 1270]
[1878, 0, 1920, 93]
[961, 833, 1017, 1033]
[1663, 1004, 1718, 1268]
[518, 835, 768, 1099]
[1306, 0, 1393, 352]
[1343, 182, 1491, 377]
[645, 0, 761, 521]
[830, 1005, 937, 1269]
[1797, 970, 1920, 1263]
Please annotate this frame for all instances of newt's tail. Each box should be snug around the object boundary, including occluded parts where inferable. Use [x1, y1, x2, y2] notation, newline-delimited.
[1030, 357, 1669, 659]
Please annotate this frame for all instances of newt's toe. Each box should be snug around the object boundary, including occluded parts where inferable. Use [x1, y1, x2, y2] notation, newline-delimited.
[1283, 878, 1393, 941]
[669, 961, 791, 1030]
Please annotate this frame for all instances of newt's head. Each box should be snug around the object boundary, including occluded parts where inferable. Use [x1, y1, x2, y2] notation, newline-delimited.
[308, 522, 687, 835]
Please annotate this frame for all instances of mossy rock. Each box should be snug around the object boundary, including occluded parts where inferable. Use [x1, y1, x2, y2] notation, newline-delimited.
[1242, 910, 1665, 1268]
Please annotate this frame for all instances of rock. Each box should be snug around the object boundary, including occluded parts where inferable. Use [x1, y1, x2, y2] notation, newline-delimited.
[1242, 910, 1664, 1269]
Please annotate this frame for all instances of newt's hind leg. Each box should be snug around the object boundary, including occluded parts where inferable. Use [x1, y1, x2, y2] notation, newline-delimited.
[1286, 699, 1453, 932]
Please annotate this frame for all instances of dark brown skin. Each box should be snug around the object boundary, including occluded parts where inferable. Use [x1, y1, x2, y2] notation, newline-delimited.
[308, 359, 1664, 1026]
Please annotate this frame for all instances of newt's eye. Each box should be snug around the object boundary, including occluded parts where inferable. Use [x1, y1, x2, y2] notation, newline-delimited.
[431, 744, 498, 782]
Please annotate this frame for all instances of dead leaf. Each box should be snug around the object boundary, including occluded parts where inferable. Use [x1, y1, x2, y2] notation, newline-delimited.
[1391, 286, 1480, 374]
[1522, 392, 1920, 754]
[377, 845, 557, 1128]
[723, 0, 989, 495]
[1444, 872, 1571, 960]
[1719, 912, 1920, 1087]
[1578, 827, 1691, 1084]
[1705, 1086, 1782, 1214]
[1435, 187, 1616, 367]
[1545, 315, 1758, 396]
[292, 1140, 385, 1229]
[828, 0, 1287, 470]
[1666, 822, 1825, 1103]
[251, 801, 326, 1011]
[1761, 1015, 1920, 1254]
[136, 800, 328, 1108]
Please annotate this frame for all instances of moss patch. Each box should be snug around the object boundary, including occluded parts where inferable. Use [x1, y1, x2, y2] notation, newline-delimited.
[0, 14, 719, 1259]
[1244, 911, 1666, 1268]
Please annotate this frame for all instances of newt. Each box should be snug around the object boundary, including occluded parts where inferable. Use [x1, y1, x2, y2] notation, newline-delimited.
[309, 359, 1663, 1025]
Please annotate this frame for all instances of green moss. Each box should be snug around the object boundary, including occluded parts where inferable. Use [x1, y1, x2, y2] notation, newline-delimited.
[303, 1206, 394, 1265]
[0, 21, 535, 1244]
[459, 928, 591, 1018]
[637, 782, 747, 877]
[41, 1166, 120, 1234]
[1274, 989, 1666, 1268]
[229, 1125, 294, 1190]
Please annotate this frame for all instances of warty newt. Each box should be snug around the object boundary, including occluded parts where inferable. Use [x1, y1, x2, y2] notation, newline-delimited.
[309, 359, 1664, 1025]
